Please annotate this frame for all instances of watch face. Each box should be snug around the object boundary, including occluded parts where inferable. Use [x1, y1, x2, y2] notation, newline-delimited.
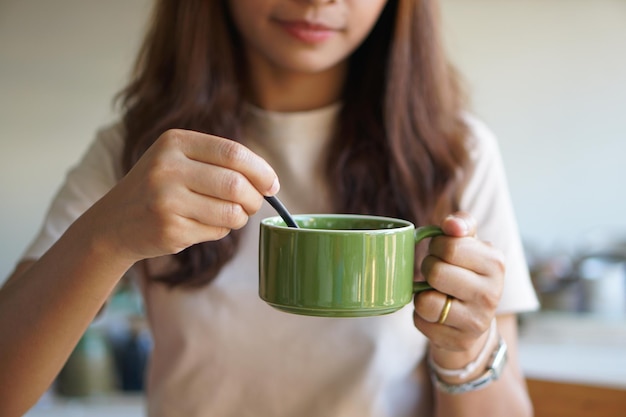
[490, 337, 508, 378]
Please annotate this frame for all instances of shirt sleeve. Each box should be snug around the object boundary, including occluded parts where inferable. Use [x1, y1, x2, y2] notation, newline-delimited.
[20, 123, 125, 260]
[457, 115, 540, 314]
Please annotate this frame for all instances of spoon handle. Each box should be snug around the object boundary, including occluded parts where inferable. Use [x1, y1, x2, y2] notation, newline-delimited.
[264, 196, 299, 228]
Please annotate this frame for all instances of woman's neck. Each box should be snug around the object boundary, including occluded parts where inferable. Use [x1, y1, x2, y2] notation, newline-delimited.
[244, 59, 346, 113]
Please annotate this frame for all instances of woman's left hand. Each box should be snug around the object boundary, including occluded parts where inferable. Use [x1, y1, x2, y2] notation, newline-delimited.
[413, 211, 506, 369]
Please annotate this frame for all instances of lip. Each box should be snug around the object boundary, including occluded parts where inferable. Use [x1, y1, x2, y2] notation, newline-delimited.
[274, 19, 339, 44]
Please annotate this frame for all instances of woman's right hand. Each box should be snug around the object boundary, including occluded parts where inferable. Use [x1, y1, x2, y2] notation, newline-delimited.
[1, 128, 278, 417]
[82, 129, 279, 264]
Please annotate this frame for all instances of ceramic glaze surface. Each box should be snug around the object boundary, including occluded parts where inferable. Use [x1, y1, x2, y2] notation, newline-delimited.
[259, 215, 441, 317]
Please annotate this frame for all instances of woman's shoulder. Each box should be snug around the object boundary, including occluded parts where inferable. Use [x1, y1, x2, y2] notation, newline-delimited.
[460, 112, 502, 161]
[19, 121, 128, 261]
[76, 120, 127, 181]
[92, 120, 126, 155]
[454, 112, 510, 201]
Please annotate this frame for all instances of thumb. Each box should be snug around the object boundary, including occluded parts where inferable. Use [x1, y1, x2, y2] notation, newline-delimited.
[441, 211, 477, 238]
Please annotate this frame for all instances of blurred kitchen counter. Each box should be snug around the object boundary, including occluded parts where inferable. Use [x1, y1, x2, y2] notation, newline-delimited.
[518, 311, 626, 389]
[25, 392, 144, 417]
[24, 311, 626, 416]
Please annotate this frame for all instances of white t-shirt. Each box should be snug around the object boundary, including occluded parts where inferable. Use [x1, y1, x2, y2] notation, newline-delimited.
[22, 104, 539, 417]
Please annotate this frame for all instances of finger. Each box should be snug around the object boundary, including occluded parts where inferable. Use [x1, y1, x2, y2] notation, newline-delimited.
[169, 216, 233, 250]
[414, 290, 460, 326]
[426, 236, 506, 279]
[140, 180, 250, 242]
[440, 211, 477, 238]
[152, 180, 249, 229]
[413, 312, 486, 353]
[171, 188, 251, 231]
[421, 254, 491, 302]
[413, 291, 490, 336]
[161, 129, 280, 196]
[416, 290, 449, 324]
[139, 207, 233, 255]
[412, 311, 461, 350]
[183, 159, 265, 215]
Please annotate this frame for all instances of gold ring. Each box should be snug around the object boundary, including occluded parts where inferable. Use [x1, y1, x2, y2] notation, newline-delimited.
[437, 295, 453, 325]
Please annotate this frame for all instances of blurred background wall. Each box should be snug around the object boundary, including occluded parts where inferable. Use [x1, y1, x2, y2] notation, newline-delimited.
[1, 0, 625, 282]
[441, 0, 626, 256]
[0, 0, 152, 282]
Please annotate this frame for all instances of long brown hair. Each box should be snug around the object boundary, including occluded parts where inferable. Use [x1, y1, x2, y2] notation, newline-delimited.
[117, 0, 470, 288]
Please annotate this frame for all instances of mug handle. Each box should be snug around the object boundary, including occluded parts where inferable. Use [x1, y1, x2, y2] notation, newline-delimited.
[412, 225, 444, 294]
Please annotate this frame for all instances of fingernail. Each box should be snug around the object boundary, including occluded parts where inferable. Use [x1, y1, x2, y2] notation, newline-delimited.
[266, 178, 280, 196]
[447, 214, 469, 235]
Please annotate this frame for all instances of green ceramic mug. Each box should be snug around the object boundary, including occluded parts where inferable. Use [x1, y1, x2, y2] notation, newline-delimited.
[259, 214, 444, 317]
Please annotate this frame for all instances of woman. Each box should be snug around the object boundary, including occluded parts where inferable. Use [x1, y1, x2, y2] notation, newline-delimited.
[0, 0, 539, 416]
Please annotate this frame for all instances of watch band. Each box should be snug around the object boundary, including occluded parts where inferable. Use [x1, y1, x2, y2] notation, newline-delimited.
[431, 335, 508, 395]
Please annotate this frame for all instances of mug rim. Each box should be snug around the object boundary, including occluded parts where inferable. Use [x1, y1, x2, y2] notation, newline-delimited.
[260, 213, 414, 233]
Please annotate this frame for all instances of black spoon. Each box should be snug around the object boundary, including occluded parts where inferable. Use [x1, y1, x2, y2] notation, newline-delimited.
[264, 195, 299, 228]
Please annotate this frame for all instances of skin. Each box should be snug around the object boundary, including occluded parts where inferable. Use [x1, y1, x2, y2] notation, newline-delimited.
[0, 1, 532, 416]
[228, 0, 388, 110]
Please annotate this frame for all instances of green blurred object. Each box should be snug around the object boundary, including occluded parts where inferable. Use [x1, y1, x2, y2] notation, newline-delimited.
[56, 327, 116, 397]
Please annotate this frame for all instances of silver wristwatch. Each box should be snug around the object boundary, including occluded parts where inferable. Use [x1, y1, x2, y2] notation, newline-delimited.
[431, 336, 508, 395]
